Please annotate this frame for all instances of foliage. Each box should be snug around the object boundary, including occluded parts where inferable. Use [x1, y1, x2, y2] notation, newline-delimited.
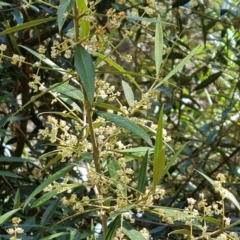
[0, 0, 240, 239]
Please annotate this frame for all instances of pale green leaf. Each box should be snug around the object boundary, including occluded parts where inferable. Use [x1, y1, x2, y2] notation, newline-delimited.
[122, 80, 134, 106]
[154, 45, 201, 89]
[155, 15, 163, 77]
[0, 17, 57, 36]
[0, 208, 21, 226]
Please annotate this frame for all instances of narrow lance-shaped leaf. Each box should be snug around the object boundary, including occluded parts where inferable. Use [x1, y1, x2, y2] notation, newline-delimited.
[194, 71, 222, 91]
[0, 208, 21, 226]
[57, 0, 75, 32]
[75, 46, 95, 105]
[23, 164, 74, 210]
[155, 15, 163, 77]
[137, 150, 148, 196]
[122, 80, 134, 106]
[0, 17, 57, 36]
[154, 45, 201, 89]
[95, 52, 141, 92]
[152, 106, 165, 191]
[96, 111, 152, 146]
[19, 45, 66, 73]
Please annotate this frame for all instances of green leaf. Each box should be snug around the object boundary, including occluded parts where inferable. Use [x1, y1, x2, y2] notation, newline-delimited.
[126, 16, 174, 25]
[0, 156, 35, 163]
[0, 208, 21, 226]
[169, 229, 191, 237]
[137, 150, 148, 196]
[58, 94, 82, 112]
[109, 204, 135, 220]
[40, 232, 68, 240]
[196, 170, 240, 211]
[95, 102, 124, 114]
[32, 184, 80, 208]
[57, 0, 75, 32]
[19, 45, 65, 73]
[105, 216, 121, 240]
[108, 157, 121, 179]
[154, 45, 201, 89]
[32, 190, 58, 208]
[122, 80, 134, 106]
[96, 111, 152, 146]
[0, 17, 57, 36]
[0, 1, 12, 7]
[51, 83, 84, 101]
[23, 164, 74, 210]
[0, 171, 21, 178]
[76, 0, 90, 37]
[95, 52, 141, 92]
[194, 71, 222, 91]
[40, 198, 61, 226]
[155, 15, 163, 77]
[13, 189, 21, 209]
[75, 46, 95, 104]
[152, 106, 165, 190]
[152, 148, 166, 190]
[162, 143, 188, 177]
[123, 221, 146, 240]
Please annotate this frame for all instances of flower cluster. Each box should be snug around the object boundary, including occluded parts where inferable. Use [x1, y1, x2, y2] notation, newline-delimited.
[39, 118, 92, 161]
[6, 217, 24, 240]
[0, 43, 7, 64]
[11, 54, 25, 67]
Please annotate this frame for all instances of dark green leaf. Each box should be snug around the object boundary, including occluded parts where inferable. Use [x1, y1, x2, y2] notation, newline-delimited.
[75, 46, 95, 104]
[96, 111, 152, 146]
[40, 198, 61, 226]
[194, 71, 222, 91]
[58, 0, 75, 32]
[105, 216, 121, 240]
[0, 171, 22, 178]
[137, 150, 148, 195]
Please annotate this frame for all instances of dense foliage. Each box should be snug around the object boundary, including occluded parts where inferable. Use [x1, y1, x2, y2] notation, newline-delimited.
[0, 0, 240, 239]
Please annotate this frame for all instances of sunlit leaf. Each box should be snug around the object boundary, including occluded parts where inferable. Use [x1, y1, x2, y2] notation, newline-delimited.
[126, 16, 174, 25]
[152, 106, 164, 190]
[123, 221, 146, 240]
[155, 15, 163, 77]
[0, 17, 57, 36]
[23, 164, 74, 210]
[0, 208, 21, 226]
[154, 45, 201, 89]
[96, 111, 152, 146]
[95, 52, 141, 92]
[76, 0, 90, 37]
[122, 80, 134, 106]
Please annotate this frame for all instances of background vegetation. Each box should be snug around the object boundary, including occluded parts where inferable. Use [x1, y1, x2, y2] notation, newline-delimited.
[0, 0, 240, 239]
